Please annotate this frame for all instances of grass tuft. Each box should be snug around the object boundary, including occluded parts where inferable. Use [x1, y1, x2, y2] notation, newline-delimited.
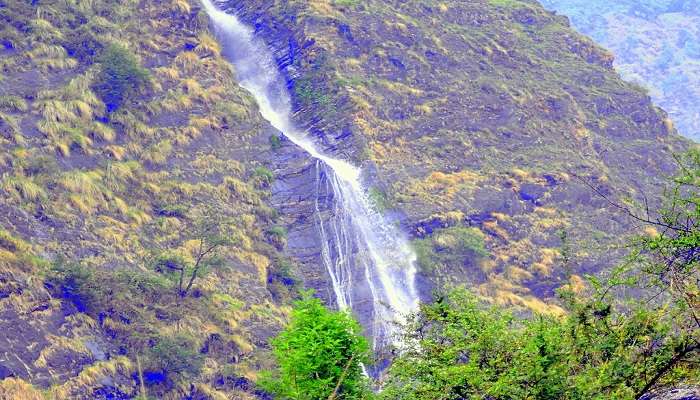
[0, 95, 28, 112]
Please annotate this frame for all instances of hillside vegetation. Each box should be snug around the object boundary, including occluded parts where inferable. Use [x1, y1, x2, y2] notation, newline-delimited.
[0, 0, 292, 398]
[263, 152, 699, 399]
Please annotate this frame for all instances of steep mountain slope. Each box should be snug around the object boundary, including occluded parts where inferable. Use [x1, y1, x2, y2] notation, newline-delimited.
[226, 0, 690, 312]
[0, 0, 290, 398]
[0, 0, 695, 398]
[541, 0, 700, 141]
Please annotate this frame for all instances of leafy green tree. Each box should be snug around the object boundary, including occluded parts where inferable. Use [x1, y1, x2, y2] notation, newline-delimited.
[381, 288, 697, 400]
[260, 292, 372, 400]
[383, 151, 700, 399]
[151, 206, 237, 297]
[94, 43, 149, 111]
[622, 149, 700, 345]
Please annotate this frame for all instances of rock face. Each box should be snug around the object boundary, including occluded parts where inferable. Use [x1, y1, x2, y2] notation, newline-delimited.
[0, 262, 108, 387]
[642, 386, 700, 400]
[267, 137, 334, 302]
[223, 0, 691, 313]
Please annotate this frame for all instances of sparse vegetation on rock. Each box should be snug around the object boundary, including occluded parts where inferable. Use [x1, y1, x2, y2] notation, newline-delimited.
[94, 44, 150, 112]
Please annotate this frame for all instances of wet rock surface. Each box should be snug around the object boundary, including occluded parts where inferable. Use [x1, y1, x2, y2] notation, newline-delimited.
[268, 136, 335, 304]
[642, 386, 700, 400]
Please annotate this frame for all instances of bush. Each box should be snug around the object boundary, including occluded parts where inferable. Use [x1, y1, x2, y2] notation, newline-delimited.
[269, 134, 282, 151]
[260, 292, 372, 399]
[267, 256, 298, 303]
[253, 166, 275, 188]
[382, 289, 698, 400]
[368, 187, 389, 213]
[414, 226, 487, 273]
[266, 225, 287, 249]
[145, 334, 203, 380]
[94, 44, 150, 112]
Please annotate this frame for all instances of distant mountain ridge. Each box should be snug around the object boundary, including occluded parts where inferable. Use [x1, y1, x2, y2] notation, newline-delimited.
[541, 0, 700, 141]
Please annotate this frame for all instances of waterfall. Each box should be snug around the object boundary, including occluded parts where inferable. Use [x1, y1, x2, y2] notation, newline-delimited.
[200, 0, 419, 352]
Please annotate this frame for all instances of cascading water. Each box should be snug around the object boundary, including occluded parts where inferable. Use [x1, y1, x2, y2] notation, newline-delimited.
[201, 0, 419, 353]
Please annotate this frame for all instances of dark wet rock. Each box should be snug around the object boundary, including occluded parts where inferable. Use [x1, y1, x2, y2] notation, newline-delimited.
[519, 183, 548, 205]
[267, 136, 334, 304]
[641, 386, 700, 400]
[337, 23, 354, 44]
[0, 364, 15, 379]
[92, 386, 131, 400]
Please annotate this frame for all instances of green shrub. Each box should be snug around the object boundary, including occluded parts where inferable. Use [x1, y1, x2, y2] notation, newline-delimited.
[94, 43, 150, 112]
[267, 256, 298, 303]
[269, 134, 282, 151]
[266, 225, 288, 250]
[253, 166, 274, 188]
[414, 226, 487, 273]
[145, 334, 203, 379]
[368, 187, 389, 213]
[266, 225, 287, 239]
[260, 292, 372, 399]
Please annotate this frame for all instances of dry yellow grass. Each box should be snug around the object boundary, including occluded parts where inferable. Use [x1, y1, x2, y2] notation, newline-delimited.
[48, 357, 133, 399]
[195, 33, 222, 57]
[0, 378, 43, 400]
[483, 220, 509, 241]
[405, 170, 482, 203]
[2, 175, 46, 202]
[35, 334, 90, 369]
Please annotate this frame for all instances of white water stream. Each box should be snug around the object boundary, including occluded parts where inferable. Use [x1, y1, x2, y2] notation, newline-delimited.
[201, 0, 419, 351]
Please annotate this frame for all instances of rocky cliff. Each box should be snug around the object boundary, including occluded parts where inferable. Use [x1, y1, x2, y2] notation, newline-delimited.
[221, 0, 690, 313]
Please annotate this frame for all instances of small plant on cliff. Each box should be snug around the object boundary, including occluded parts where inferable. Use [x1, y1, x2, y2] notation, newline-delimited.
[269, 134, 282, 151]
[152, 207, 237, 298]
[94, 43, 150, 112]
[260, 292, 372, 399]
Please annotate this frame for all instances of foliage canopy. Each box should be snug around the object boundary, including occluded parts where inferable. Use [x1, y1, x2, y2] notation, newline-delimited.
[260, 292, 372, 400]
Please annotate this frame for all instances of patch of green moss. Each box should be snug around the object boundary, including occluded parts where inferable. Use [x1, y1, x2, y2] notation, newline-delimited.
[414, 226, 488, 273]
